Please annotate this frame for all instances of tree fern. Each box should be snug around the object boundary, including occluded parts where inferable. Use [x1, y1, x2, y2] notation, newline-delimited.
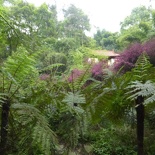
[126, 52, 155, 155]
[0, 46, 56, 155]
[127, 52, 155, 103]
[48, 75, 90, 152]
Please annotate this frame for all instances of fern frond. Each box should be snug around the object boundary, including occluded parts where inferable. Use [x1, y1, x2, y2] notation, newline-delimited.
[132, 52, 152, 81]
[40, 63, 64, 72]
[86, 73, 132, 123]
[68, 65, 91, 92]
[0, 6, 19, 38]
[127, 80, 155, 105]
[11, 103, 58, 155]
[1, 47, 37, 95]
[0, 93, 8, 104]
[145, 93, 155, 105]
[63, 91, 86, 105]
[63, 91, 86, 114]
[3, 47, 35, 81]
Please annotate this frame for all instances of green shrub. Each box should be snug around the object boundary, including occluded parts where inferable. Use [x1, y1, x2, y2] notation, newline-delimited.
[92, 127, 137, 155]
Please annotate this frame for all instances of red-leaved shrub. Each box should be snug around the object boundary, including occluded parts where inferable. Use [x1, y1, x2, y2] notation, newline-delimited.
[114, 39, 155, 73]
[143, 39, 155, 65]
[114, 43, 143, 73]
[91, 60, 108, 80]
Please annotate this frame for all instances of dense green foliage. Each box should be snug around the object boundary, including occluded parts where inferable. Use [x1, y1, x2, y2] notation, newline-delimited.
[94, 29, 119, 51]
[1, 1, 155, 155]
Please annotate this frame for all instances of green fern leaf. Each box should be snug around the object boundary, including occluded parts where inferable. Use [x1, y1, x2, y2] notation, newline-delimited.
[127, 80, 155, 105]
[63, 91, 86, 114]
[63, 91, 86, 105]
[1, 47, 37, 96]
[40, 63, 64, 72]
[132, 52, 152, 81]
[11, 103, 58, 155]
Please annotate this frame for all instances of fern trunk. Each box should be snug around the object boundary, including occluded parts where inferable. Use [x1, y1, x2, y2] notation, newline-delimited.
[0, 98, 10, 155]
[135, 96, 144, 155]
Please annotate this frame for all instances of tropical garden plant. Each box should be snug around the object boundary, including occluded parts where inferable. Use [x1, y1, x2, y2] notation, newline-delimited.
[1, 1, 155, 155]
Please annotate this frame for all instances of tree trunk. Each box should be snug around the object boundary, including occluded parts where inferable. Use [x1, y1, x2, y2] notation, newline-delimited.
[135, 96, 144, 155]
[0, 98, 10, 155]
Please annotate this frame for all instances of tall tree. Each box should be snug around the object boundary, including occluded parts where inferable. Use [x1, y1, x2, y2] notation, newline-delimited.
[118, 6, 153, 49]
[94, 29, 119, 50]
[62, 4, 90, 46]
[120, 6, 151, 30]
[5, 1, 58, 54]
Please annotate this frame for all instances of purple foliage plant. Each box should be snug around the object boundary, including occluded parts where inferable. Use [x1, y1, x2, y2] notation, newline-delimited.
[91, 60, 108, 80]
[143, 39, 155, 65]
[114, 43, 143, 73]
